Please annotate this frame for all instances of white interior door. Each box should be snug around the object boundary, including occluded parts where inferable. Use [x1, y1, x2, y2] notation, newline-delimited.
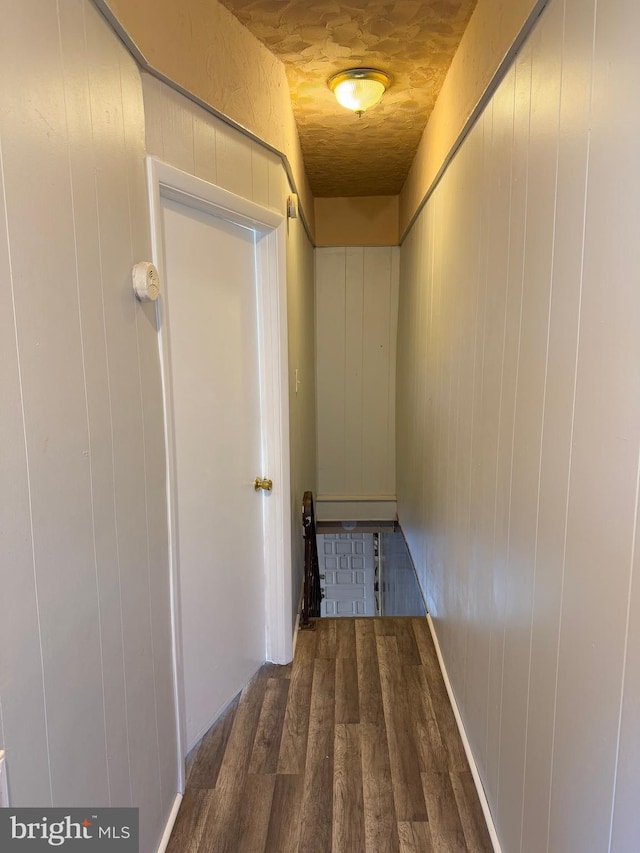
[161, 197, 267, 752]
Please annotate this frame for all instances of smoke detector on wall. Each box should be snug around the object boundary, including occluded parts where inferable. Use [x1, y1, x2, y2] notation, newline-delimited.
[132, 262, 160, 302]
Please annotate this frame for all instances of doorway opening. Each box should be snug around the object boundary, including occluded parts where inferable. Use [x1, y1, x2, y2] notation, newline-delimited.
[147, 157, 292, 789]
[315, 522, 426, 618]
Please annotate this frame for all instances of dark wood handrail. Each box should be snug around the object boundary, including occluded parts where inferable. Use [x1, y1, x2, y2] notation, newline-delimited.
[301, 491, 322, 627]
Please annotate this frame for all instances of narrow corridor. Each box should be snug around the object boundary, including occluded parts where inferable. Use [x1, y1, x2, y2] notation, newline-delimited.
[168, 618, 492, 852]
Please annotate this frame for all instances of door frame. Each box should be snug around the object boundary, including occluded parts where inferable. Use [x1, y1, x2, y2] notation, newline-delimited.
[146, 157, 293, 788]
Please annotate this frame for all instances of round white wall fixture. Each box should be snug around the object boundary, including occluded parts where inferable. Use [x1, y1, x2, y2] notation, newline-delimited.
[132, 261, 160, 302]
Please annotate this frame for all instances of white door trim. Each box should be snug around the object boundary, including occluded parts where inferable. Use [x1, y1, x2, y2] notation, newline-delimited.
[146, 157, 292, 790]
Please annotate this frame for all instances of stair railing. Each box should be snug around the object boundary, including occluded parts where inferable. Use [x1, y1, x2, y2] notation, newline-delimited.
[300, 491, 322, 627]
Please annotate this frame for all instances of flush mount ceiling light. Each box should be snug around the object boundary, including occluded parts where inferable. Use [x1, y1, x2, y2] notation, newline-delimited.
[328, 68, 392, 116]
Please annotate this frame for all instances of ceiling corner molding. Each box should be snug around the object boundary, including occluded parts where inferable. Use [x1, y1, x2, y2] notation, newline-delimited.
[90, 0, 317, 246]
[399, 0, 550, 244]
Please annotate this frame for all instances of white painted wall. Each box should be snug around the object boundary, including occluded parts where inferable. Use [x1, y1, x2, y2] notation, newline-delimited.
[142, 74, 316, 634]
[0, 1, 176, 850]
[397, 0, 640, 849]
[315, 246, 399, 521]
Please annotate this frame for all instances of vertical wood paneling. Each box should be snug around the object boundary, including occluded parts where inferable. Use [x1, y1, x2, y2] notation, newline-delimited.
[158, 84, 195, 175]
[498, 9, 563, 848]
[549, 0, 640, 848]
[193, 106, 218, 186]
[396, 231, 416, 532]
[216, 121, 253, 200]
[85, 7, 164, 834]
[0, 104, 52, 810]
[315, 246, 399, 511]
[268, 151, 286, 211]
[316, 248, 347, 493]
[140, 75, 165, 159]
[397, 0, 640, 849]
[521, 0, 594, 847]
[0, 2, 176, 849]
[463, 100, 493, 776]
[119, 23, 175, 825]
[492, 37, 534, 843]
[58, 0, 130, 806]
[251, 142, 270, 208]
[484, 62, 518, 810]
[488, 40, 532, 825]
[344, 248, 365, 495]
[1, 0, 108, 806]
[611, 502, 640, 850]
[362, 248, 394, 496]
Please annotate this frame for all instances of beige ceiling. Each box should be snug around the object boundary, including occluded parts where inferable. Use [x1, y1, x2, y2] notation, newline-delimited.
[218, 0, 478, 197]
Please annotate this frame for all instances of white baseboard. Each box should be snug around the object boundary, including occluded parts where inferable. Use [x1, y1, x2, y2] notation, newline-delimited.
[426, 614, 502, 853]
[157, 793, 182, 853]
[0, 750, 8, 807]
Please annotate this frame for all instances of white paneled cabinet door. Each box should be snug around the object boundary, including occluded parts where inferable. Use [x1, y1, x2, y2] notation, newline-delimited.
[162, 198, 266, 752]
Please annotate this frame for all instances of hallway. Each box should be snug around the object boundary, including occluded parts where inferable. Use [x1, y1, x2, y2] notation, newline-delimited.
[167, 618, 492, 852]
[3, 1, 640, 850]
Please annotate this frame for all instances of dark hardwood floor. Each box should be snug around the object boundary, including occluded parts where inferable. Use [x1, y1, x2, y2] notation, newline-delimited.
[167, 618, 493, 853]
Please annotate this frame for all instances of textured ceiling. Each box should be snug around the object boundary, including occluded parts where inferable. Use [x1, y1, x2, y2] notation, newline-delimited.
[218, 0, 478, 197]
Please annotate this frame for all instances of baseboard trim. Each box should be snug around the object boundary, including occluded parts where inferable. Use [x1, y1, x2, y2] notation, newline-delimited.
[426, 614, 502, 853]
[157, 793, 182, 853]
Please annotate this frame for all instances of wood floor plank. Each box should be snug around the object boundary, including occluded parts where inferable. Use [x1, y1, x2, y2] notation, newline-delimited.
[376, 619, 422, 664]
[449, 771, 493, 852]
[193, 790, 227, 852]
[298, 657, 336, 853]
[411, 620, 469, 772]
[336, 617, 356, 658]
[249, 677, 290, 774]
[336, 655, 360, 723]
[356, 619, 385, 725]
[235, 773, 277, 853]
[333, 723, 366, 853]
[169, 618, 494, 853]
[397, 620, 423, 665]
[374, 617, 400, 636]
[187, 694, 240, 789]
[411, 619, 460, 715]
[216, 666, 271, 788]
[264, 774, 304, 853]
[403, 665, 449, 774]
[317, 618, 337, 659]
[199, 668, 271, 851]
[411, 619, 442, 675]
[361, 722, 400, 853]
[166, 789, 213, 853]
[398, 821, 435, 853]
[377, 636, 429, 822]
[277, 628, 316, 773]
[421, 771, 468, 852]
[270, 662, 292, 679]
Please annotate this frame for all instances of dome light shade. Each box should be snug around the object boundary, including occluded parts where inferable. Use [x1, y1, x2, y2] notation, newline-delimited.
[329, 69, 391, 116]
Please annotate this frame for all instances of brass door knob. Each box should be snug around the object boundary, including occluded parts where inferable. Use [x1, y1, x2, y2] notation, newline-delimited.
[254, 477, 273, 492]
